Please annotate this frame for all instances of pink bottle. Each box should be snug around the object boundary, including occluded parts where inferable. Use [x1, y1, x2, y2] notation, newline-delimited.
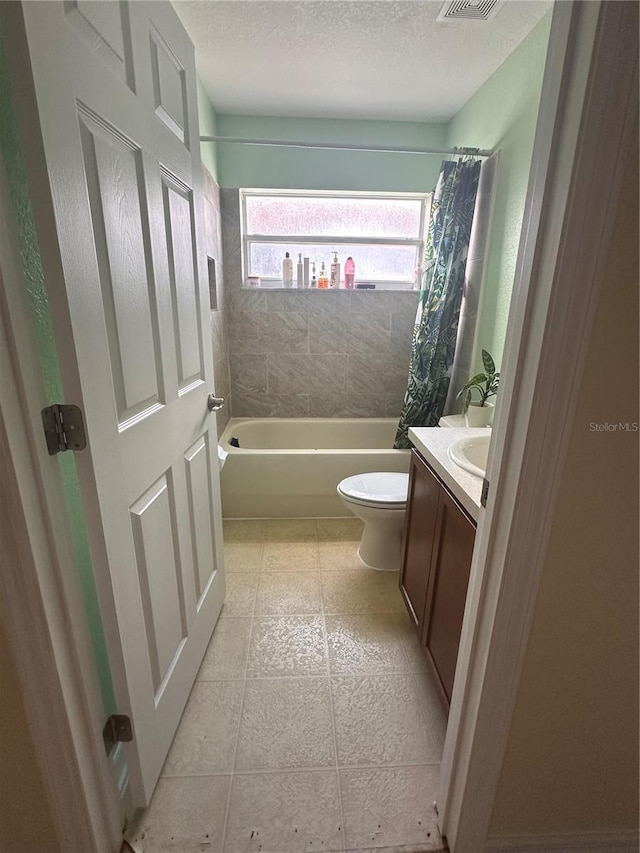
[344, 256, 355, 289]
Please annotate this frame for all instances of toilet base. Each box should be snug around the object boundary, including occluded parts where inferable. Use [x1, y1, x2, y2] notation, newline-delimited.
[356, 519, 404, 572]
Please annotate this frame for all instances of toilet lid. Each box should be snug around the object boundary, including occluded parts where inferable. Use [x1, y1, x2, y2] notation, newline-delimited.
[338, 472, 409, 505]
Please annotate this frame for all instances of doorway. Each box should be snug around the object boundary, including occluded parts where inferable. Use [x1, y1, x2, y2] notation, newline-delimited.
[0, 0, 636, 849]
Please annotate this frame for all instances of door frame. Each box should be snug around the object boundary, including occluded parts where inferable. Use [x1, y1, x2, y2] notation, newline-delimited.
[0, 2, 636, 852]
[0, 147, 122, 850]
[438, 1, 638, 849]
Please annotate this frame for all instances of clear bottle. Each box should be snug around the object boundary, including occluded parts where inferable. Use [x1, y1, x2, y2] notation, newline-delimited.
[282, 252, 293, 287]
[297, 253, 304, 288]
[330, 251, 340, 289]
[318, 261, 329, 289]
[310, 262, 317, 288]
[344, 256, 355, 289]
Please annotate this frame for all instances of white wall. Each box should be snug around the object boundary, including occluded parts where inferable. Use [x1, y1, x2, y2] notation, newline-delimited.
[0, 625, 59, 852]
[489, 120, 639, 841]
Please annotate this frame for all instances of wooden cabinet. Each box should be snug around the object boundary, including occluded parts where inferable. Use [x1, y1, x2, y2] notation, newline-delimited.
[399, 449, 476, 708]
[399, 450, 440, 630]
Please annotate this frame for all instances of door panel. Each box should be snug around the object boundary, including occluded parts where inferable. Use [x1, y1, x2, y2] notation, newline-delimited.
[149, 26, 188, 144]
[423, 489, 476, 703]
[78, 114, 162, 421]
[20, 0, 225, 805]
[64, 0, 133, 87]
[130, 474, 187, 694]
[184, 433, 216, 604]
[162, 176, 203, 388]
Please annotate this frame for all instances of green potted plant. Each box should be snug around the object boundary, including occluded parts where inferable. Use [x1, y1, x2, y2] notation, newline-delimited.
[458, 349, 500, 427]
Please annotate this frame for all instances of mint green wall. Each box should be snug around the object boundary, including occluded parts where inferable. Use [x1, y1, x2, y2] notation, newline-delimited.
[197, 77, 218, 180]
[447, 12, 552, 371]
[207, 14, 551, 365]
[215, 114, 447, 192]
[0, 25, 116, 717]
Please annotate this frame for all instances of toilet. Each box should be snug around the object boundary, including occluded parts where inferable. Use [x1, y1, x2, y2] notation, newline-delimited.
[337, 472, 410, 572]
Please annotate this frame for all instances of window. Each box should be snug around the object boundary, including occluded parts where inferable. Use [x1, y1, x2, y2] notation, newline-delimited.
[240, 190, 430, 290]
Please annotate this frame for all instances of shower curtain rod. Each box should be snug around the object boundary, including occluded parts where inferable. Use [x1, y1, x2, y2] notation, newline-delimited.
[199, 135, 493, 158]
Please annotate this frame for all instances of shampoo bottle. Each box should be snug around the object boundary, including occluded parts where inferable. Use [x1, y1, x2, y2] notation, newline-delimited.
[310, 262, 317, 288]
[282, 252, 293, 287]
[297, 253, 304, 289]
[330, 251, 340, 289]
[303, 257, 310, 288]
[344, 256, 355, 289]
[318, 261, 328, 289]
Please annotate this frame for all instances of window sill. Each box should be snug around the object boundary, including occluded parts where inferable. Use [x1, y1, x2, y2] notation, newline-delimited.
[241, 282, 418, 292]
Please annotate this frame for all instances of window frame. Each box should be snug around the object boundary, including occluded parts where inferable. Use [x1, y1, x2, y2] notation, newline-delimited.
[240, 188, 431, 290]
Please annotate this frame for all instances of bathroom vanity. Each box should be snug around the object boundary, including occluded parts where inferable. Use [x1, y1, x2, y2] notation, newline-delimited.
[400, 428, 484, 711]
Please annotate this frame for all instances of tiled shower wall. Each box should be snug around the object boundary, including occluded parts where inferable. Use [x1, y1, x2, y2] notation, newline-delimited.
[220, 188, 419, 419]
[203, 169, 232, 434]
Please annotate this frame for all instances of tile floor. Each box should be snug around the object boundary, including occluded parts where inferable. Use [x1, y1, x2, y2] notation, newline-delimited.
[127, 518, 448, 853]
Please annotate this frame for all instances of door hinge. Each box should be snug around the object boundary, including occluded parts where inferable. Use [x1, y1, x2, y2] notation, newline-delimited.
[481, 477, 490, 508]
[103, 714, 133, 755]
[41, 404, 87, 455]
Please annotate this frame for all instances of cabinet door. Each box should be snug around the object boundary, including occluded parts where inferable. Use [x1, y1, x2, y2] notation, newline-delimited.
[399, 450, 440, 631]
[422, 488, 476, 703]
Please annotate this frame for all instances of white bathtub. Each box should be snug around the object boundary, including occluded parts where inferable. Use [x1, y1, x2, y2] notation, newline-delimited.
[219, 418, 410, 518]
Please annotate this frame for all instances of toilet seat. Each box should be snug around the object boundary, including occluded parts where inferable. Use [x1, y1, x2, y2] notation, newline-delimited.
[338, 472, 409, 509]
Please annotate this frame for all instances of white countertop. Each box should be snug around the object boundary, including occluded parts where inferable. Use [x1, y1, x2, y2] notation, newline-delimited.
[408, 427, 489, 522]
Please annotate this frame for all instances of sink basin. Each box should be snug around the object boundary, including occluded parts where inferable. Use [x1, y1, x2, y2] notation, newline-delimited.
[448, 434, 491, 478]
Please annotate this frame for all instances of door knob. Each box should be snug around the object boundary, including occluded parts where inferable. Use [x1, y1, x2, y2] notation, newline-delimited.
[207, 394, 225, 412]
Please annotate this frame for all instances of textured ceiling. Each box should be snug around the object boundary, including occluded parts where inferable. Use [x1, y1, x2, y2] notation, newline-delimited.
[173, 0, 552, 122]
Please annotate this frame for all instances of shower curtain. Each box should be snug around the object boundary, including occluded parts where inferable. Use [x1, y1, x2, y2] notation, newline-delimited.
[394, 157, 481, 449]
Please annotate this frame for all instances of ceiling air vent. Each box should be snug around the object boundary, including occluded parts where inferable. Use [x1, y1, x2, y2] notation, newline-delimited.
[437, 0, 503, 22]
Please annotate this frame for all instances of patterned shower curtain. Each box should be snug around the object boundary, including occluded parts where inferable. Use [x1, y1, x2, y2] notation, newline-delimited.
[394, 158, 481, 449]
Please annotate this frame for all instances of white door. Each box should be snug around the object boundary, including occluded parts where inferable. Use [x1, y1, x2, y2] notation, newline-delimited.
[20, 0, 225, 805]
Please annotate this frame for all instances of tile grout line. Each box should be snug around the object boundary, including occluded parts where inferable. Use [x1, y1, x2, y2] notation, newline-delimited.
[387, 610, 443, 762]
[314, 521, 348, 850]
[394, 626, 443, 762]
[409, 671, 442, 762]
[320, 538, 348, 853]
[198, 663, 434, 683]
[219, 523, 264, 853]
[160, 760, 442, 781]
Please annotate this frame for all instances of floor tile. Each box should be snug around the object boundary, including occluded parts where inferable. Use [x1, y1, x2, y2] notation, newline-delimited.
[197, 618, 252, 680]
[325, 614, 408, 675]
[411, 668, 448, 757]
[162, 681, 243, 776]
[391, 612, 431, 673]
[247, 616, 328, 677]
[224, 541, 263, 572]
[223, 519, 265, 542]
[321, 570, 406, 614]
[224, 771, 344, 853]
[261, 540, 319, 572]
[340, 765, 442, 851]
[318, 541, 364, 571]
[127, 775, 230, 853]
[235, 677, 335, 771]
[316, 518, 363, 542]
[264, 518, 318, 541]
[255, 571, 323, 615]
[221, 573, 258, 617]
[331, 674, 437, 767]
[141, 519, 450, 852]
